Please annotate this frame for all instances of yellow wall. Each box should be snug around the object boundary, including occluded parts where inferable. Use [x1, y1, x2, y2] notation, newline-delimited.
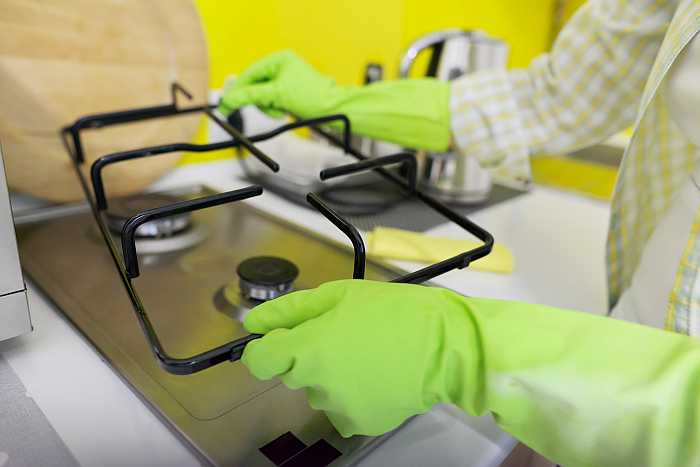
[184, 1, 558, 163]
[553, 0, 587, 36]
[561, 0, 587, 22]
[195, 0, 556, 87]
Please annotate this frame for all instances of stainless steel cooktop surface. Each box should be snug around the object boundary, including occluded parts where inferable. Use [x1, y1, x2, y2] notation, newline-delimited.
[15, 186, 402, 466]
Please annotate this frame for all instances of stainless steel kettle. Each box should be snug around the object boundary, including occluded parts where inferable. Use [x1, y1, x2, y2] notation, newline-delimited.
[400, 29, 509, 204]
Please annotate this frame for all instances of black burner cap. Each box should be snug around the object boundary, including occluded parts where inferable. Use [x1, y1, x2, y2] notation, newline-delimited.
[237, 256, 299, 286]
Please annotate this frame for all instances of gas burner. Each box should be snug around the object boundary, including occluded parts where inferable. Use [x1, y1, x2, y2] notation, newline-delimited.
[104, 193, 207, 255]
[236, 256, 299, 302]
[106, 193, 192, 238]
[214, 256, 299, 323]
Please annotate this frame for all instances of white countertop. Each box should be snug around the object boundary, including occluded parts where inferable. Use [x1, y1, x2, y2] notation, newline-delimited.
[0, 158, 611, 467]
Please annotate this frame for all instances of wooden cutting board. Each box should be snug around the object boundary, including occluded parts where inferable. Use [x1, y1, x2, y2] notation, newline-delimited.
[0, 0, 209, 202]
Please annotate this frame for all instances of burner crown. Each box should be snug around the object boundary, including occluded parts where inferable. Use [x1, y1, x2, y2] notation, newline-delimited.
[237, 256, 299, 301]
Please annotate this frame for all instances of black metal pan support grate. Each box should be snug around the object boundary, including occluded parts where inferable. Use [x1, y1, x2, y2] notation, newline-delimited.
[60, 82, 493, 375]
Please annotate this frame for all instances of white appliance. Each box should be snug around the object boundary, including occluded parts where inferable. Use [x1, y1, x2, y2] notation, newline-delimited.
[0, 142, 31, 341]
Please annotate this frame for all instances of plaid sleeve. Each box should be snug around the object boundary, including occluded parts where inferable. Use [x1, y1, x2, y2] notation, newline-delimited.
[451, 0, 676, 184]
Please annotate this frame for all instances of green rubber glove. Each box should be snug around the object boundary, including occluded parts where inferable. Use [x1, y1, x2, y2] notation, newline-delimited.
[218, 50, 451, 151]
[243, 279, 700, 467]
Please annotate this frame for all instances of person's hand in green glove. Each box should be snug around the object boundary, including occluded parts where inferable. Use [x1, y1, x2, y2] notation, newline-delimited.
[218, 50, 451, 151]
[243, 279, 700, 467]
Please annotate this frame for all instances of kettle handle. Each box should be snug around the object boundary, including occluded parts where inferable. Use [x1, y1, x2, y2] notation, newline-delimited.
[399, 29, 475, 78]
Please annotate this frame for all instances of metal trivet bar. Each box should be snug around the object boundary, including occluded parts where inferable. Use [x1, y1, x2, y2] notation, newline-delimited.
[60, 82, 493, 376]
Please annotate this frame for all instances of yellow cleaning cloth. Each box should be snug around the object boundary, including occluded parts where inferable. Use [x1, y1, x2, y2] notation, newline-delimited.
[367, 227, 514, 274]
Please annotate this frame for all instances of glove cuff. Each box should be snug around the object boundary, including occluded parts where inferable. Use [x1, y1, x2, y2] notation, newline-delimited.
[327, 79, 452, 152]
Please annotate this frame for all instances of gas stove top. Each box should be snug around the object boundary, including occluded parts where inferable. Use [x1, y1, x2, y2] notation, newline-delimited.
[16, 186, 399, 466]
[14, 83, 494, 467]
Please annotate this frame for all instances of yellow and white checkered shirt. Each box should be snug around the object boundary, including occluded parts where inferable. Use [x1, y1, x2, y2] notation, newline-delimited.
[451, 0, 700, 335]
